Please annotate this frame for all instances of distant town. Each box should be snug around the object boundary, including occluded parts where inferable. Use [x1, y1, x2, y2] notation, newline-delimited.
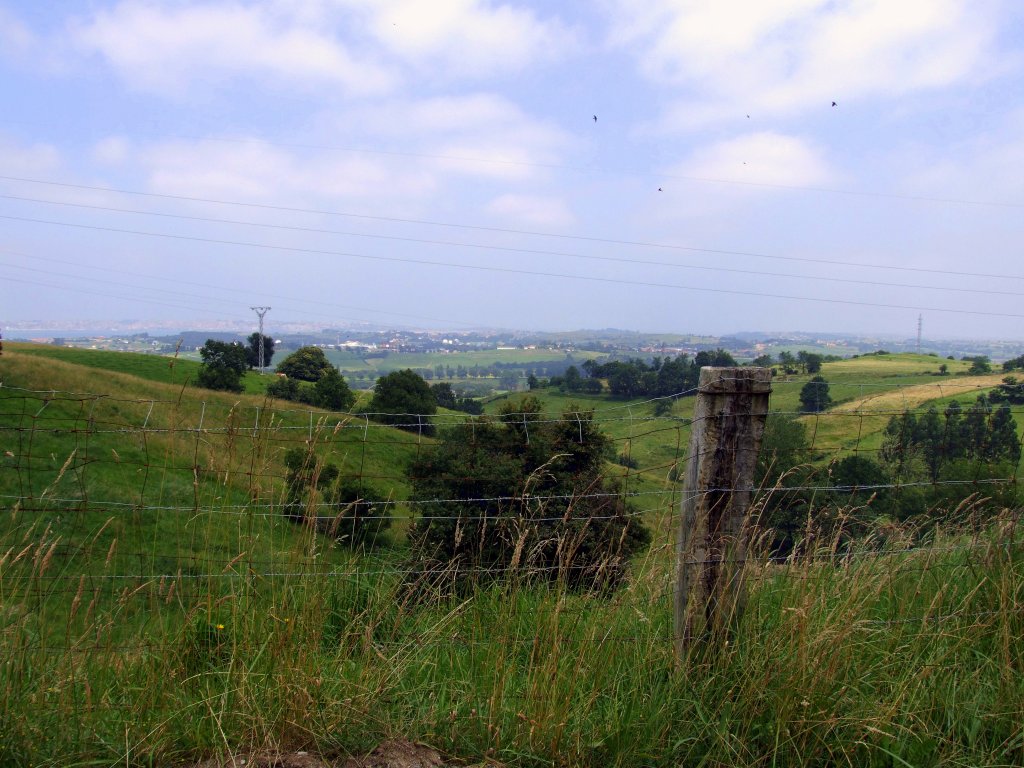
[5, 320, 1024, 364]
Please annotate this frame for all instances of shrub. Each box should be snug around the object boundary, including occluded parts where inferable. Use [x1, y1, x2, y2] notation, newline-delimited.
[406, 398, 651, 595]
[282, 447, 392, 547]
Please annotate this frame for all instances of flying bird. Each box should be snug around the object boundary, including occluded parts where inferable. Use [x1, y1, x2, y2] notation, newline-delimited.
[658, 187, 663, 192]
[832, 101, 837, 107]
[593, 115, 597, 122]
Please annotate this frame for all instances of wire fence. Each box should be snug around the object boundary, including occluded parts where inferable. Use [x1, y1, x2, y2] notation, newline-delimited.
[0, 377, 1021, 661]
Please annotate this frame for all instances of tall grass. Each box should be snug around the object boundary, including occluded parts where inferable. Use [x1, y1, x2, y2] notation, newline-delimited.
[2, 349, 1022, 766]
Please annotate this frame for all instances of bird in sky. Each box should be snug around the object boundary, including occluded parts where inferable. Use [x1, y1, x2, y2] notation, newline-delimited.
[593, 115, 597, 122]
[658, 187, 663, 192]
[832, 101, 837, 107]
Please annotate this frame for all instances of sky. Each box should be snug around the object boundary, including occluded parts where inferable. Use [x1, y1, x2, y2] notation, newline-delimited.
[2, 0, 1024, 339]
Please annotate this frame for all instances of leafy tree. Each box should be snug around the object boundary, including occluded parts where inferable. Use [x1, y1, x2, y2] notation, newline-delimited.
[751, 354, 774, 367]
[562, 365, 582, 392]
[938, 363, 949, 375]
[1002, 354, 1024, 372]
[368, 369, 437, 435]
[314, 367, 355, 411]
[965, 356, 992, 375]
[694, 348, 737, 368]
[777, 351, 797, 373]
[196, 339, 248, 393]
[431, 382, 458, 409]
[988, 376, 1024, 405]
[245, 332, 275, 370]
[276, 346, 333, 382]
[799, 376, 832, 413]
[527, 374, 540, 390]
[803, 353, 823, 374]
[987, 403, 1021, 465]
[406, 397, 651, 594]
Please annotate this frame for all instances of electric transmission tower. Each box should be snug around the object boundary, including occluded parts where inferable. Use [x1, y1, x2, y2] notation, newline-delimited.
[917, 314, 922, 355]
[251, 306, 271, 372]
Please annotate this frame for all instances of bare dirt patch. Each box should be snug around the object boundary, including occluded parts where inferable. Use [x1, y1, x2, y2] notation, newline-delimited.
[190, 739, 448, 768]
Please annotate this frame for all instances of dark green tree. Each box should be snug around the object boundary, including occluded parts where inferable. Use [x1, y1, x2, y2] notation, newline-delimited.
[431, 382, 458, 409]
[314, 367, 355, 411]
[1002, 354, 1024, 372]
[987, 403, 1021, 465]
[368, 369, 437, 435]
[276, 346, 333, 382]
[245, 332, 275, 370]
[965, 356, 992, 375]
[196, 339, 248, 393]
[799, 376, 832, 413]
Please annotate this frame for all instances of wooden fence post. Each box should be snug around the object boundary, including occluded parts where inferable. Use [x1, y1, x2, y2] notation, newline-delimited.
[675, 366, 772, 656]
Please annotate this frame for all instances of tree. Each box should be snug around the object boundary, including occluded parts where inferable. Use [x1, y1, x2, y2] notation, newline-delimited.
[694, 348, 737, 368]
[368, 369, 437, 435]
[1002, 354, 1024, 372]
[406, 397, 651, 594]
[245, 332, 275, 370]
[751, 354, 774, 367]
[314, 367, 355, 411]
[562, 365, 582, 392]
[965, 356, 992, 375]
[196, 339, 248, 393]
[527, 374, 540, 390]
[799, 376, 832, 413]
[777, 351, 797, 374]
[938, 363, 949, 375]
[431, 382, 458, 409]
[276, 346, 333, 382]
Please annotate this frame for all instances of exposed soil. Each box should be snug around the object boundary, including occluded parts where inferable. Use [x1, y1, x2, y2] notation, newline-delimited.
[190, 739, 449, 768]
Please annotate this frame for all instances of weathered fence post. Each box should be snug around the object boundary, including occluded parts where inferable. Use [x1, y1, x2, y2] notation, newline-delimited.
[675, 367, 771, 657]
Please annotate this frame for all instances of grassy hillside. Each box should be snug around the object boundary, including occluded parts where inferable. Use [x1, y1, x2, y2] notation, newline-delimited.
[1, 345, 1022, 767]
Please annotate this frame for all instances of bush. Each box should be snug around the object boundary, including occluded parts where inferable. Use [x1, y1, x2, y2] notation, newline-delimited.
[282, 447, 392, 548]
[406, 397, 651, 595]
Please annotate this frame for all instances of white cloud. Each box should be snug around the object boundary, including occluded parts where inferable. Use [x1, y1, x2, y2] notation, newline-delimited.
[351, 0, 575, 79]
[485, 193, 574, 228]
[0, 137, 61, 177]
[135, 138, 437, 205]
[674, 132, 833, 188]
[0, 7, 34, 59]
[341, 94, 571, 181]
[92, 136, 132, 166]
[611, 0, 1005, 128]
[70, 1, 393, 96]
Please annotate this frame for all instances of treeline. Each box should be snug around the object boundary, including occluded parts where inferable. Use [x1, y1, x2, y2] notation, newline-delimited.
[547, 349, 739, 398]
[342, 359, 584, 388]
[759, 394, 1022, 552]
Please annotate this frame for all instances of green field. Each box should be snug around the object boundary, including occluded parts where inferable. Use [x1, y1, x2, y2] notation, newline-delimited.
[1, 345, 1022, 767]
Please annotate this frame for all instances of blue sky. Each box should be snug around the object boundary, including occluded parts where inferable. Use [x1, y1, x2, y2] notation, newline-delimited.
[2, 0, 1024, 338]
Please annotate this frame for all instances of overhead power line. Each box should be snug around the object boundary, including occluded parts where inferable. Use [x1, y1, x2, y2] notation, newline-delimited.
[3, 193, 1023, 298]
[3, 174, 1023, 283]
[4, 212, 1024, 320]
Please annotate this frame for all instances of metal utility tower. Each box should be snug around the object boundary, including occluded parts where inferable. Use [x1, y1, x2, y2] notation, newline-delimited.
[917, 314, 922, 355]
[251, 306, 271, 372]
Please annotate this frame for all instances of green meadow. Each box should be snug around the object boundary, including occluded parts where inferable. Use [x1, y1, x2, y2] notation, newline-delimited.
[0, 344, 1022, 767]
